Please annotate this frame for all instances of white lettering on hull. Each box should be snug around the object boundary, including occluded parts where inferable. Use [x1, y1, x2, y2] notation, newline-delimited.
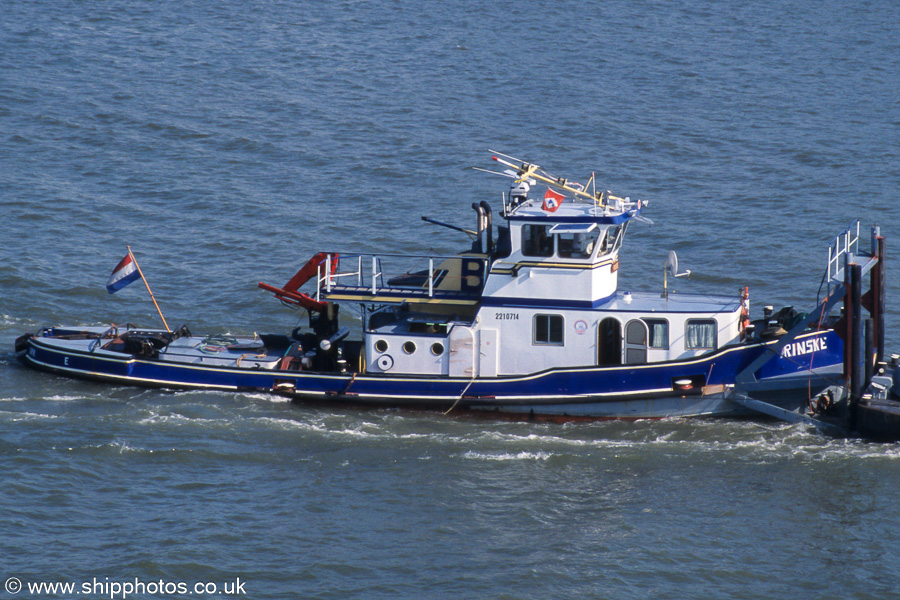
[781, 337, 827, 358]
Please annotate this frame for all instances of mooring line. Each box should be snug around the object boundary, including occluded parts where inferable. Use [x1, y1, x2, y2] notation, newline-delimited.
[444, 376, 476, 415]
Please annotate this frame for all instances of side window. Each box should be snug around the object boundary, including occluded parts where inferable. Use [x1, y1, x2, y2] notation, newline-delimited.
[686, 319, 717, 349]
[558, 230, 600, 259]
[534, 314, 564, 345]
[642, 318, 669, 349]
[522, 225, 553, 257]
[599, 226, 616, 254]
[600, 223, 628, 254]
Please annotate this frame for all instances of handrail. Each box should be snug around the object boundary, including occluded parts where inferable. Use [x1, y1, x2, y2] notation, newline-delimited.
[321, 251, 484, 261]
[314, 251, 488, 299]
[820, 219, 860, 300]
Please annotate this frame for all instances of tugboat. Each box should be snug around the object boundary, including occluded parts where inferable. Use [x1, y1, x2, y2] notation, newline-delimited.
[16, 152, 876, 422]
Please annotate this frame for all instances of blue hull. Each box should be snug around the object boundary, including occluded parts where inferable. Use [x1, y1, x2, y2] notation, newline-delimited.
[19, 329, 844, 419]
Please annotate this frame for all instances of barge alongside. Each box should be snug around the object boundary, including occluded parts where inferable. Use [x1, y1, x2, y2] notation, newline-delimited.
[15, 153, 892, 431]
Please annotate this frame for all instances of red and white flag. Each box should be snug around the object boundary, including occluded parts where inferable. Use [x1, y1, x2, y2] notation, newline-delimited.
[542, 188, 564, 212]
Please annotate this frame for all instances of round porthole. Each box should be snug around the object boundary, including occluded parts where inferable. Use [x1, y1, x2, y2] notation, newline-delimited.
[431, 342, 444, 356]
[376, 354, 394, 371]
[374, 339, 388, 353]
[403, 341, 417, 354]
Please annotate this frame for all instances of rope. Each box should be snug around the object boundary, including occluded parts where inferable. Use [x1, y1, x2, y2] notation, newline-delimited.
[342, 372, 358, 395]
[236, 353, 268, 367]
[807, 307, 828, 408]
[444, 376, 476, 415]
[201, 334, 238, 347]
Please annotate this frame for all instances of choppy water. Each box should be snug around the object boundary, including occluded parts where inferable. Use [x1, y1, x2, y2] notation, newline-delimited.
[2, 1, 900, 598]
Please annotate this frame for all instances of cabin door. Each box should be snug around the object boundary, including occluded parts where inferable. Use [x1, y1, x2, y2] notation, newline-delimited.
[597, 317, 622, 366]
[449, 326, 477, 377]
[479, 329, 499, 377]
[624, 319, 649, 364]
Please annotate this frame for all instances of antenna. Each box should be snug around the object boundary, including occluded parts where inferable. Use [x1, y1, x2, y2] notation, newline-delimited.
[489, 153, 602, 206]
[471, 166, 535, 185]
[663, 251, 691, 299]
[480, 152, 648, 213]
[667, 251, 691, 278]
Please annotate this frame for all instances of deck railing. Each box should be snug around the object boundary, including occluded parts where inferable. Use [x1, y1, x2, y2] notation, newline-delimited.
[821, 219, 860, 299]
[315, 253, 489, 301]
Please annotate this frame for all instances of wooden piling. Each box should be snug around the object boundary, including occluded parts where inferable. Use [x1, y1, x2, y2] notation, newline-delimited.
[849, 263, 862, 429]
[876, 236, 886, 364]
[865, 318, 874, 386]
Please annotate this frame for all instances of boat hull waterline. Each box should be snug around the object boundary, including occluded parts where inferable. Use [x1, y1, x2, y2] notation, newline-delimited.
[18, 327, 843, 419]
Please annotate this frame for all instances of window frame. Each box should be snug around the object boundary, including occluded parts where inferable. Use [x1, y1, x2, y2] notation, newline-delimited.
[642, 318, 670, 350]
[600, 222, 629, 255]
[533, 314, 565, 346]
[521, 224, 554, 257]
[556, 228, 600, 259]
[685, 319, 718, 350]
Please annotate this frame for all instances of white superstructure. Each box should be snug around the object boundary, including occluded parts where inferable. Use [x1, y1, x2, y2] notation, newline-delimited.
[314, 155, 747, 378]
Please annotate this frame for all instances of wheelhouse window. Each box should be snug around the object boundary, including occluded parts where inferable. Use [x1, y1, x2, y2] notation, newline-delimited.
[553, 223, 600, 259]
[534, 314, 564, 345]
[522, 225, 553, 257]
[642, 318, 669, 349]
[599, 223, 628, 255]
[686, 319, 717, 349]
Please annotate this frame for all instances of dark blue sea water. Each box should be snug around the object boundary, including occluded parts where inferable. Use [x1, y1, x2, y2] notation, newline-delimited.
[2, 1, 900, 598]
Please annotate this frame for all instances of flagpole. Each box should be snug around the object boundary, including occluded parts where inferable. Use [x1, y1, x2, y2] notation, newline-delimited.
[127, 246, 171, 333]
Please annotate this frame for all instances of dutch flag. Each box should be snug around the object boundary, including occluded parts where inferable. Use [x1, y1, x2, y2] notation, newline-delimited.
[106, 253, 141, 294]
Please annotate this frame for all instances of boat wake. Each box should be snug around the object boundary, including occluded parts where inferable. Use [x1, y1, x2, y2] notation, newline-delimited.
[462, 450, 554, 461]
